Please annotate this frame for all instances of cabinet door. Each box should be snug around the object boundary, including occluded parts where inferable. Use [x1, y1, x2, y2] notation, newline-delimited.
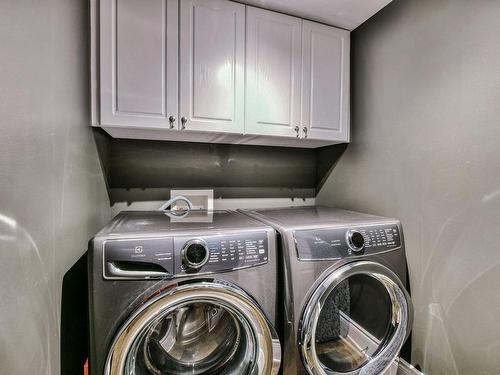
[301, 21, 350, 141]
[245, 7, 302, 138]
[179, 0, 245, 133]
[100, 0, 178, 129]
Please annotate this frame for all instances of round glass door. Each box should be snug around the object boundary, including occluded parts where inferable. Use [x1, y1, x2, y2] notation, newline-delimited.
[106, 282, 281, 375]
[300, 261, 413, 375]
[136, 302, 246, 374]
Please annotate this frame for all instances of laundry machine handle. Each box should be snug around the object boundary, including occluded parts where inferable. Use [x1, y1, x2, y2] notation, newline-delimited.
[106, 261, 169, 279]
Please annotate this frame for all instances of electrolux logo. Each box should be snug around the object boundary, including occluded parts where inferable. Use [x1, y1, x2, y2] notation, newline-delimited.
[131, 245, 146, 258]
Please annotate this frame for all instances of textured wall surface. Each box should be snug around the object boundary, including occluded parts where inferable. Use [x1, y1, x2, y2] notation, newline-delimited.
[0, 1, 110, 374]
[317, 1, 500, 374]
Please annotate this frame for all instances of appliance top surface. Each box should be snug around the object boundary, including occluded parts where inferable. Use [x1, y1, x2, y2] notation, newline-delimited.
[242, 206, 398, 230]
[97, 210, 270, 236]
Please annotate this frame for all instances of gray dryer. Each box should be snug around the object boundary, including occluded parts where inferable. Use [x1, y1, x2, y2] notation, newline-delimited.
[240, 206, 413, 375]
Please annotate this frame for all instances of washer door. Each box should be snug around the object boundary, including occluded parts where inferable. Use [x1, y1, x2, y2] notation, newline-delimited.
[300, 261, 413, 375]
[105, 282, 281, 375]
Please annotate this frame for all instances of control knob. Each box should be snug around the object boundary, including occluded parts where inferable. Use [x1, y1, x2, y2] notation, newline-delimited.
[346, 230, 365, 253]
[182, 239, 210, 270]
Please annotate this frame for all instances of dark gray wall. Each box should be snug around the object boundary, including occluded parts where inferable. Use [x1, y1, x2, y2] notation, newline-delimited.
[0, 1, 110, 374]
[317, 1, 500, 373]
[95, 132, 346, 205]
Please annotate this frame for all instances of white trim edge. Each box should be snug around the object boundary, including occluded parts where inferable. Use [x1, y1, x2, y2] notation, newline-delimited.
[398, 358, 424, 375]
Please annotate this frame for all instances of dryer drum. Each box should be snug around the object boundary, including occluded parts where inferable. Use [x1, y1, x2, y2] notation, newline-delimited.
[300, 261, 413, 375]
[104, 282, 281, 375]
[142, 303, 242, 374]
[315, 279, 350, 343]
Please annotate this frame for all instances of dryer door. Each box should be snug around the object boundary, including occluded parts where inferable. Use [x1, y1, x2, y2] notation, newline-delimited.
[300, 261, 413, 375]
[105, 282, 281, 375]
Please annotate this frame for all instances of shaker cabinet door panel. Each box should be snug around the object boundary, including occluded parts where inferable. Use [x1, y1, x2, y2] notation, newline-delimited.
[179, 0, 245, 133]
[100, 0, 178, 128]
[301, 20, 350, 141]
[245, 7, 302, 138]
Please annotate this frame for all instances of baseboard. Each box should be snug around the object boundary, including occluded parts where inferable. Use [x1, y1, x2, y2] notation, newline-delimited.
[398, 358, 424, 375]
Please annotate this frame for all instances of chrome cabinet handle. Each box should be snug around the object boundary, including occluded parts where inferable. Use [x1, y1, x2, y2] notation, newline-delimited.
[168, 115, 176, 129]
[181, 117, 187, 129]
[294, 126, 300, 138]
[302, 126, 308, 139]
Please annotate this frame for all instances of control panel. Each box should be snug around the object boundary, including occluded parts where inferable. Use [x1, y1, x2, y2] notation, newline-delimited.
[174, 232, 269, 275]
[103, 231, 269, 279]
[294, 223, 401, 261]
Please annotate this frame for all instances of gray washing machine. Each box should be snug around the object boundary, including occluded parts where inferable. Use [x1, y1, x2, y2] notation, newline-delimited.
[88, 210, 281, 375]
[240, 206, 413, 375]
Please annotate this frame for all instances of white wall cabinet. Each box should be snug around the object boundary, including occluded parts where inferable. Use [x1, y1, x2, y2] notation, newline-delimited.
[93, 0, 350, 148]
[301, 20, 350, 141]
[99, 0, 178, 129]
[179, 0, 245, 134]
[245, 7, 302, 138]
